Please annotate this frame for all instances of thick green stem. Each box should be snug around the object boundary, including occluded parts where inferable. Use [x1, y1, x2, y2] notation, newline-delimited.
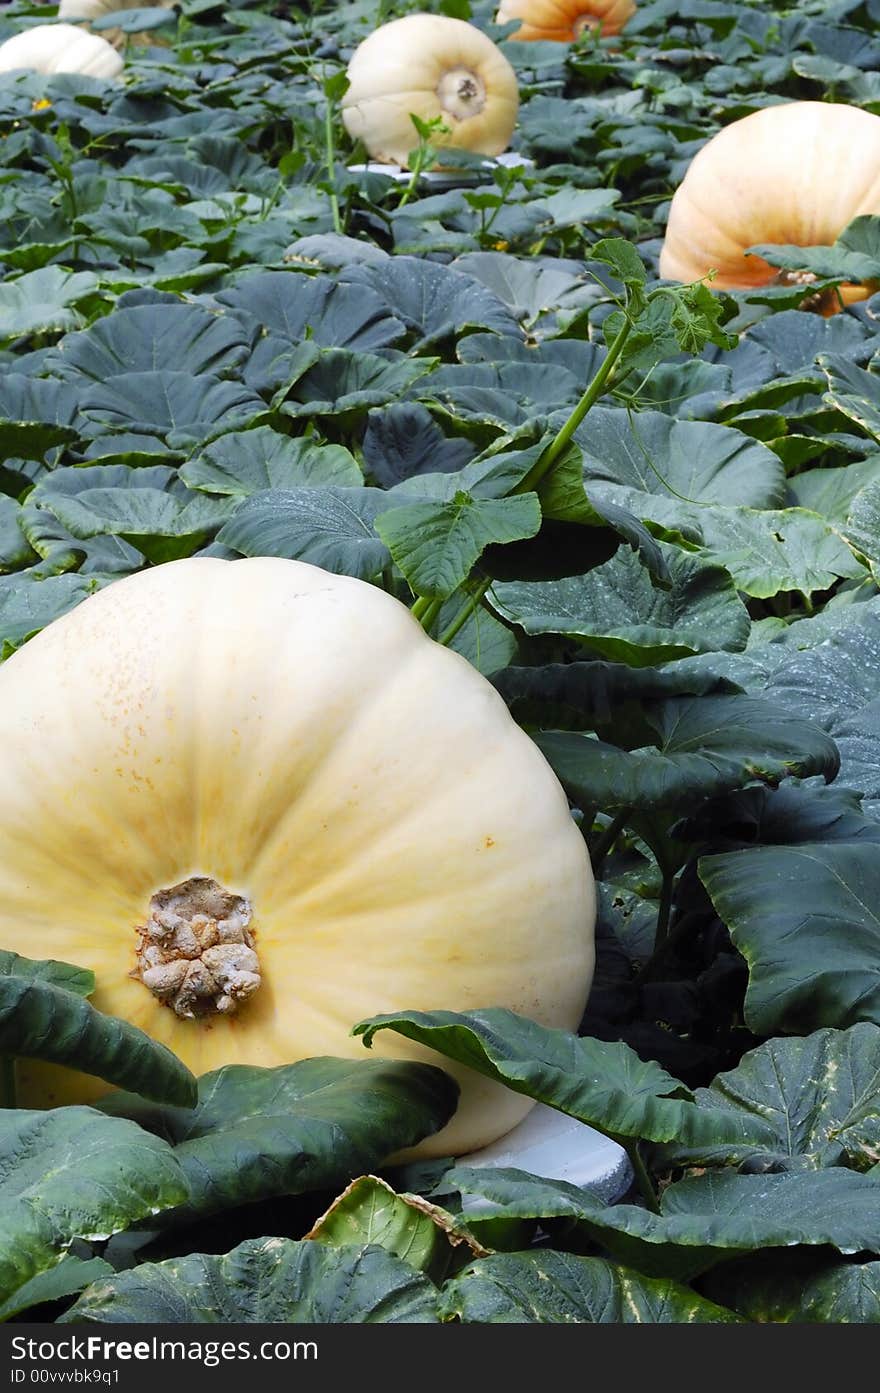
[622, 1138, 660, 1212]
[588, 808, 630, 872]
[653, 869, 676, 953]
[397, 158, 425, 211]
[437, 578, 492, 647]
[410, 595, 432, 623]
[324, 96, 343, 235]
[0, 1057, 16, 1109]
[516, 311, 635, 497]
[411, 595, 444, 633]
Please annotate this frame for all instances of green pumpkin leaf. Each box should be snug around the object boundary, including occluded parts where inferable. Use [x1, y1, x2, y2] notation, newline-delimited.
[376, 492, 541, 600]
[447, 1166, 880, 1280]
[0, 957, 196, 1108]
[533, 693, 838, 813]
[0, 1256, 113, 1323]
[700, 843, 880, 1034]
[0, 1108, 187, 1307]
[59, 1237, 439, 1324]
[0, 268, 100, 342]
[305, 1174, 485, 1283]
[439, 1250, 741, 1323]
[489, 543, 749, 665]
[99, 1057, 459, 1221]
[353, 1008, 776, 1149]
[180, 428, 362, 496]
[216, 486, 393, 579]
[704, 1253, 880, 1323]
[657, 1023, 880, 1172]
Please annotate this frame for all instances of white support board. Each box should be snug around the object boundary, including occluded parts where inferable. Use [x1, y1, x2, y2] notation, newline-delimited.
[348, 150, 534, 187]
[457, 1102, 633, 1207]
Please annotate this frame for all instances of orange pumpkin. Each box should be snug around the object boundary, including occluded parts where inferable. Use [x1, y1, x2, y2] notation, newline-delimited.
[495, 0, 636, 42]
[659, 102, 880, 314]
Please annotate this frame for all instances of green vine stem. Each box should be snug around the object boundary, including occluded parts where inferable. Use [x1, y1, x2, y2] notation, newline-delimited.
[621, 1137, 661, 1213]
[0, 1056, 16, 1109]
[437, 577, 492, 647]
[516, 309, 635, 497]
[588, 808, 630, 872]
[323, 87, 343, 235]
[653, 868, 676, 953]
[411, 595, 444, 632]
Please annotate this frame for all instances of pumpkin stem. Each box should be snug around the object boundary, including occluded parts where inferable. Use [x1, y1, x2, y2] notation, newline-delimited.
[133, 876, 261, 1019]
[436, 67, 486, 122]
[572, 15, 598, 38]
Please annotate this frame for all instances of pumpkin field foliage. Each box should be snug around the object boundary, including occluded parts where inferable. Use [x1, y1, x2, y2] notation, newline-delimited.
[1, 0, 880, 1328]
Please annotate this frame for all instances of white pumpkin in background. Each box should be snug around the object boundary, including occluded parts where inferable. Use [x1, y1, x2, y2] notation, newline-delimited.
[341, 12, 519, 170]
[57, 0, 176, 50]
[0, 23, 123, 78]
[1, 557, 596, 1158]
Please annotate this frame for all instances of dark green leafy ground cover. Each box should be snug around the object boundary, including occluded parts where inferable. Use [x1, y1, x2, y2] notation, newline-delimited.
[2, 0, 880, 1325]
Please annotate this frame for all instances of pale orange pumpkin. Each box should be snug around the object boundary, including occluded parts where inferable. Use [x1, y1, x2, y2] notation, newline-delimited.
[1, 557, 595, 1158]
[495, 0, 636, 42]
[659, 102, 880, 314]
[342, 13, 519, 170]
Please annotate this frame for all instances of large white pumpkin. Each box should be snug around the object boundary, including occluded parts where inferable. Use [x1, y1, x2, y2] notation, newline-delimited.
[341, 13, 519, 169]
[1, 558, 595, 1157]
[0, 22, 124, 78]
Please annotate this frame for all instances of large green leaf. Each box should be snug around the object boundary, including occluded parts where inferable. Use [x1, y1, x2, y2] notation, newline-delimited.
[588, 495, 865, 598]
[306, 1174, 484, 1284]
[362, 403, 475, 488]
[843, 477, 880, 574]
[78, 372, 267, 448]
[215, 272, 407, 350]
[354, 1008, 776, 1149]
[0, 497, 33, 570]
[0, 950, 196, 1107]
[0, 1108, 187, 1306]
[757, 605, 880, 813]
[491, 659, 742, 732]
[0, 374, 80, 460]
[217, 486, 392, 578]
[489, 545, 749, 665]
[376, 492, 541, 600]
[0, 949, 93, 998]
[446, 1166, 880, 1279]
[577, 406, 786, 511]
[821, 354, 880, 445]
[439, 1251, 741, 1323]
[705, 1254, 880, 1323]
[281, 351, 435, 419]
[700, 843, 880, 1034]
[34, 466, 233, 563]
[657, 1024, 880, 1172]
[0, 572, 103, 656]
[51, 299, 252, 381]
[450, 251, 592, 329]
[418, 361, 581, 427]
[0, 1257, 113, 1323]
[180, 428, 362, 496]
[60, 1238, 439, 1324]
[99, 1057, 458, 1220]
[0, 268, 99, 341]
[339, 255, 522, 350]
[533, 693, 839, 813]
